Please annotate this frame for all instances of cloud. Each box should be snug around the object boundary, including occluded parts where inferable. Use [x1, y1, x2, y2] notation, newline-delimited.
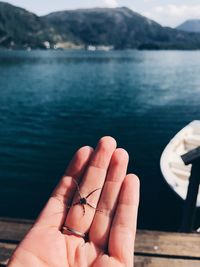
[103, 0, 118, 8]
[143, 4, 200, 27]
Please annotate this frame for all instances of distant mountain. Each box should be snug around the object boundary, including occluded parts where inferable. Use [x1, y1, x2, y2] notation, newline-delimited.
[44, 7, 163, 49]
[43, 7, 200, 50]
[1, 2, 200, 50]
[177, 20, 200, 33]
[0, 2, 55, 48]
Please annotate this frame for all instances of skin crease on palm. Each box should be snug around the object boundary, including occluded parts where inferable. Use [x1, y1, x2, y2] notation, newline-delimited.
[8, 136, 140, 267]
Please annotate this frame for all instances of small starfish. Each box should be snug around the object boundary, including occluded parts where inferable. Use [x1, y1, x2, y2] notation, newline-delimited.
[68, 178, 102, 216]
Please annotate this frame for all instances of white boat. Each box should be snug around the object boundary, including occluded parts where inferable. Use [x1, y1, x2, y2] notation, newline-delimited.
[160, 120, 200, 207]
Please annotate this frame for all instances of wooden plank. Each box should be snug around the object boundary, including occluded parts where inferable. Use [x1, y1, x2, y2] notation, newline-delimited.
[134, 256, 200, 267]
[0, 218, 32, 242]
[135, 230, 200, 258]
[0, 218, 200, 261]
[0, 242, 16, 265]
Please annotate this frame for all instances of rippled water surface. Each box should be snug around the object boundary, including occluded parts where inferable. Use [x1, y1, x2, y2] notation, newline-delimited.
[0, 50, 200, 230]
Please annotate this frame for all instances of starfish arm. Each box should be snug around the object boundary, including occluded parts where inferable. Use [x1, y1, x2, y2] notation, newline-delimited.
[72, 201, 80, 206]
[83, 205, 85, 216]
[85, 188, 102, 199]
[71, 177, 82, 198]
[87, 203, 103, 213]
[87, 203, 96, 209]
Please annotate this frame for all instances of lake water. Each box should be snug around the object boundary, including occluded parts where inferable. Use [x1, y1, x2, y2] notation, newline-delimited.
[0, 50, 200, 231]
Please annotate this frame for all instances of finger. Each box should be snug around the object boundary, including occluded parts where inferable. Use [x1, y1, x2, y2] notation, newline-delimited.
[109, 174, 140, 267]
[89, 148, 129, 249]
[35, 146, 94, 228]
[52, 146, 94, 204]
[64, 136, 117, 235]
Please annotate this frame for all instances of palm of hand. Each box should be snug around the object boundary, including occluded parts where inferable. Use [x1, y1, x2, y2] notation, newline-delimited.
[13, 226, 123, 267]
[9, 137, 139, 267]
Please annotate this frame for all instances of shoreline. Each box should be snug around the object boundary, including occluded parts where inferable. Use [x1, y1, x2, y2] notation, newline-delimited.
[1, 47, 200, 52]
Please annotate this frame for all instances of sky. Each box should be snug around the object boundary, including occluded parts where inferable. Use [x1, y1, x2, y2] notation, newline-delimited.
[2, 0, 200, 27]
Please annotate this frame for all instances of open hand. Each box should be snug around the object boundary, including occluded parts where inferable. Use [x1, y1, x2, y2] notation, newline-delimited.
[8, 137, 140, 267]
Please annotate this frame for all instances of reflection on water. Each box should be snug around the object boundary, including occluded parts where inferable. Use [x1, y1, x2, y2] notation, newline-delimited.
[0, 50, 200, 231]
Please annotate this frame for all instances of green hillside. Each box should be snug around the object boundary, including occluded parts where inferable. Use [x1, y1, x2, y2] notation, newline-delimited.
[1, 2, 200, 50]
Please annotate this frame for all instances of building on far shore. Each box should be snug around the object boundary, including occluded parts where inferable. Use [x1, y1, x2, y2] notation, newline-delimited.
[86, 45, 114, 51]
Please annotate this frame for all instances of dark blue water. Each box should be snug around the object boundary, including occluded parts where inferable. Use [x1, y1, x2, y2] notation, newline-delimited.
[0, 50, 200, 231]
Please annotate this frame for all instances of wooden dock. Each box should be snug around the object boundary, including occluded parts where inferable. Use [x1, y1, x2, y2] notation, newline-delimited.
[0, 218, 200, 267]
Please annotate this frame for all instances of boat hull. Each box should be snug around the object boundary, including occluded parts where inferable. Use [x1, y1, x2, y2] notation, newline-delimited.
[160, 120, 200, 207]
